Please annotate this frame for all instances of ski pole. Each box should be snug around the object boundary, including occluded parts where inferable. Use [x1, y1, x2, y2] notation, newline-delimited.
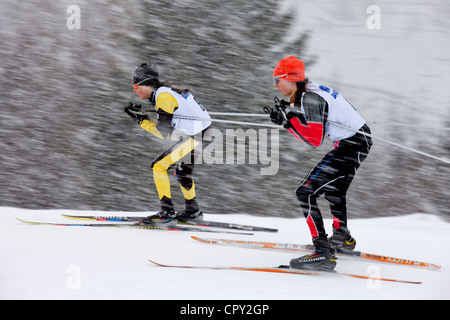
[203, 111, 450, 130]
[366, 121, 450, 130]
[142, 109, 450, 130]
[137, 109, 280, 128]
[209, 112, 268, 117]
[269, 101, 450, 165]
[143, 109, 268, 118]
[326, 120, 450, 164]
[218, 115, 450, 130]
[169, 114, 281, 129]
[153, 112, 450, 164]
[131, 107, 450, 164]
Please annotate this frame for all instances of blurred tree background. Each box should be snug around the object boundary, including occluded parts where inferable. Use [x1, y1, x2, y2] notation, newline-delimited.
[1, 0, 448, 219]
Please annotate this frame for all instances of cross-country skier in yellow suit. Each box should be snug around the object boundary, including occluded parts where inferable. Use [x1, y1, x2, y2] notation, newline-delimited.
[124, 61, 212, 226]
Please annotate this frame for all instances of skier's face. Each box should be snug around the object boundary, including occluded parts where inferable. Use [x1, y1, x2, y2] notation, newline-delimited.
[133, 85, 154, 100]
[274, 79, 295, 97]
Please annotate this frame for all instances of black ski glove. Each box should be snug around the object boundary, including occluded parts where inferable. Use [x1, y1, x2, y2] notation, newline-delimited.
[269, 109, 285, 125]
[124, 102, 149, 124]
[267, 98, 290, 125]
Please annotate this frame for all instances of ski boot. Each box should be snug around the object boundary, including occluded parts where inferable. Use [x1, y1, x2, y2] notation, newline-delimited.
[290, 237, 337, 271]
[141, 209, 177, 227]
[175, 209, 204, 223]
[329, 227, 356, 252]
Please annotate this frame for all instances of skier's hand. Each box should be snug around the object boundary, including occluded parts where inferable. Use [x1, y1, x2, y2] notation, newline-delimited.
[275, 98, 290, 110]
[267, 97, 291, 126]
[124, 102, 148, 124]
[269, 109, 285, 125]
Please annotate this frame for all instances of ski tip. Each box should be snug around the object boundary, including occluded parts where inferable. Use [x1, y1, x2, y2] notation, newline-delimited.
[149, 259, 163, 267]
[191, 236, 218, 244]
[191, 235, 211, 242]
[16, 218, 39, 225]
[426, 263, 442, 270]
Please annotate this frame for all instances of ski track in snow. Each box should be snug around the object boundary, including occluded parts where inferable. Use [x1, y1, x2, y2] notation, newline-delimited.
[0, 207, 448, 300]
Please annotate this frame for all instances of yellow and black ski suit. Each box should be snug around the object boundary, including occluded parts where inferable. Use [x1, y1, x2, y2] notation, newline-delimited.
[140, 86, 211, 213]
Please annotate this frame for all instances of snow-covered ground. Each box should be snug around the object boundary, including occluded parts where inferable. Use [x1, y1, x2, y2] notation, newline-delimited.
[1, 207, 448, 300]
[1, 3, 449, 303]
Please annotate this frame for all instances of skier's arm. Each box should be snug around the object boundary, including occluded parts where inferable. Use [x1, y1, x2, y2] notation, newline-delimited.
[285, 92, 328, 148]
[140, 92, 178, 139]
[123, 102, 165, 139]
[139, 117, 164, 139]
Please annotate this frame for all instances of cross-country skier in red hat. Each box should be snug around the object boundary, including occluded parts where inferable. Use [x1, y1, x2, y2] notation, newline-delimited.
[270, 56, 373, 271]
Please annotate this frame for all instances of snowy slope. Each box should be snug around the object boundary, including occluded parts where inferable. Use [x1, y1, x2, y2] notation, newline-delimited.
[0, 207, 448, 300]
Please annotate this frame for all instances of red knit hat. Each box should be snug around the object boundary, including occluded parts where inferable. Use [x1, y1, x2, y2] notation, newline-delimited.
[273, 56, 306, 82]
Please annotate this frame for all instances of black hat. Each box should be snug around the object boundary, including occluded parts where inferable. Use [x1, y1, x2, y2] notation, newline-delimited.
[132, 61, 159, 86]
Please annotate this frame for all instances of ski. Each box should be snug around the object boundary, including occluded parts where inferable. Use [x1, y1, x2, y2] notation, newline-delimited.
[61, 214, 277, 232]
[191, 236, 441, 270]
[16, 218, 253, 235]
[149, 260, 422, 284]
[149, 260, 319, 275]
